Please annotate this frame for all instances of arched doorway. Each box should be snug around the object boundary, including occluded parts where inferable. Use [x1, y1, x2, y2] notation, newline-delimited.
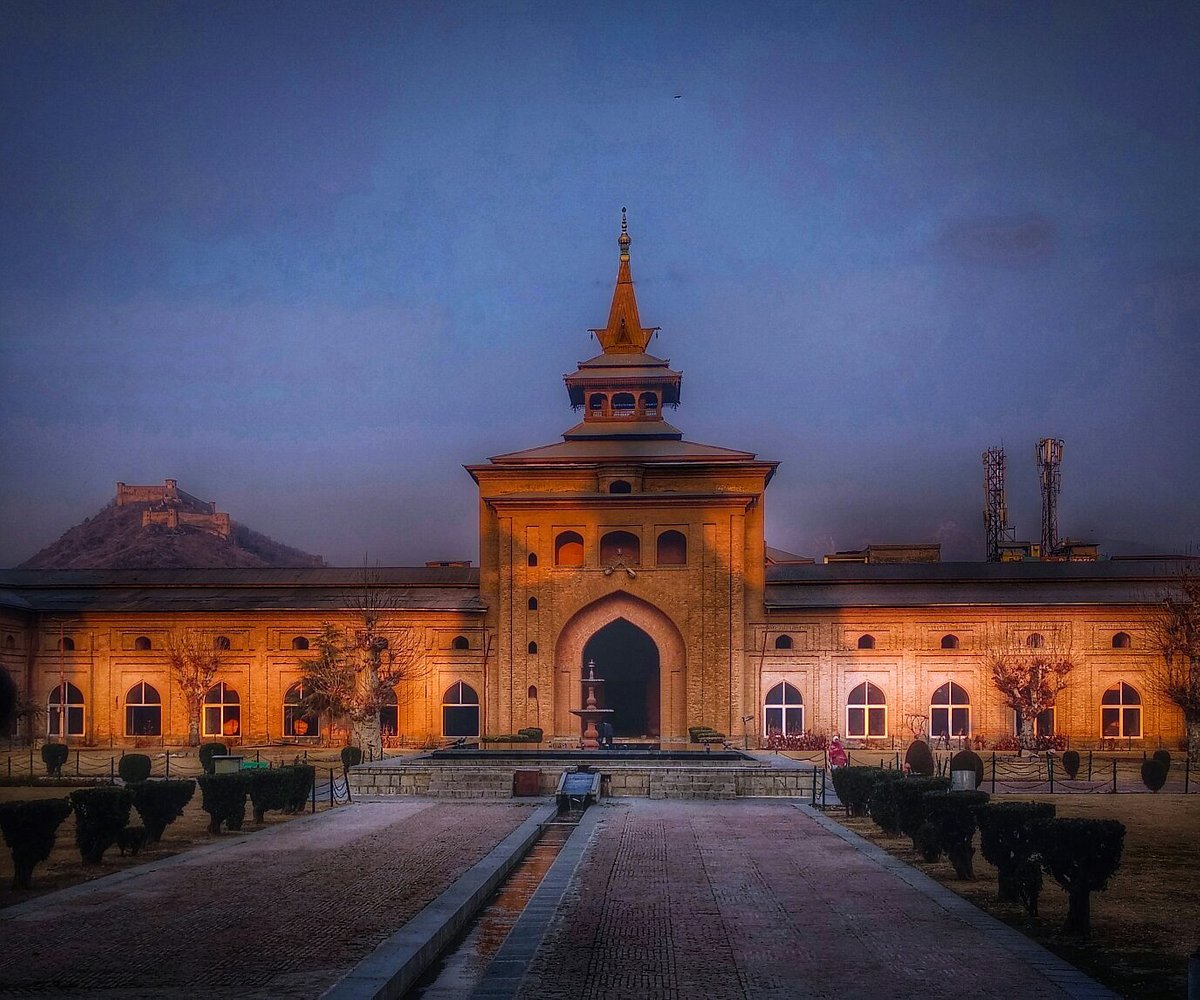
[583, 618, 659, 738]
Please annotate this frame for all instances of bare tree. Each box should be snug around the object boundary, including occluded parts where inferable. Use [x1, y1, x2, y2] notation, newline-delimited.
[297, 623, 357, 740]
[166, 629, 221, 746]
[1149, 563, 1200, 766]
[988, 630, 1074, 750]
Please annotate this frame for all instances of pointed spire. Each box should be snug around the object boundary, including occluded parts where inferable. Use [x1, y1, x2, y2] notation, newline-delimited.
[590, 208, 659, 354]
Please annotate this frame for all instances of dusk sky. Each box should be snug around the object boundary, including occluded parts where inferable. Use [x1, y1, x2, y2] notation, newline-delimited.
[2, 2, 1197, 567]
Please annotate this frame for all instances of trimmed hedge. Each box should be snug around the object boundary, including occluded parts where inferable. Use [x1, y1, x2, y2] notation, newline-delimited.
[130, 779, 195, 842]
[199, 742, 229, 775]
[1140, 759, 1168, 792]
[0, 797, 73, 889]
[282, 765, 316, 812]
[948, 749, 984, 789]
[41, 743, 69, 776]
[70, 787, 132, 865]
[1151, 749, 1171, 772]
[341, 747, 363, 773]
[976, 800, 1056, 915]
[519, 727, 543, 742]
[118, 753, 152, 784]
[868, 770, 904, 835]
[1061, 750, 1081, 779]
[830, 766, 885, 818]
[904, 740, 934, 776]
[196, 773, 248, 833]
[895, 777, 950, 847]
[922, 790, 990, 879]
[1036, 817, 1126, 936]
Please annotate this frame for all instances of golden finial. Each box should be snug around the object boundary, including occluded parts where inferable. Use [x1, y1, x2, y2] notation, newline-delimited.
[618, 206, 631, 258]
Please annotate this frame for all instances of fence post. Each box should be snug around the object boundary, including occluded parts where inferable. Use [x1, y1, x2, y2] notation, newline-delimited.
[29, 744, 34, 775]
[110, 757, 115, 781]
[329, 768, 335, 808]
[895, 751, 900, 770]
[1112, 758, 1117, 793]
[1185, 756, 1190, 794]
[76, 749, 80, 776]
[1048, 754, 1054, 793]
[991, 753, 996, 794]
[165, 751, 170, 779]
[311, 773, 316, 814]
[1088, 750, 1093, 781]
[256, 749, 260, 763]
[810, 768, 817, 807]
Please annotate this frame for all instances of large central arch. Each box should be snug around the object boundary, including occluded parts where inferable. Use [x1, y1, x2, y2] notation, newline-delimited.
[554, 591, 686, 743]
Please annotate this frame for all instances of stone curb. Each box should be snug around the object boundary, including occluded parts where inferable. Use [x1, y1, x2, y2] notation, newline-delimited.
[795, 804, 1120, 1000]
[0, 801, 342, 921]
[467, 802, 606, 999]
[322, 800, 559, 1000]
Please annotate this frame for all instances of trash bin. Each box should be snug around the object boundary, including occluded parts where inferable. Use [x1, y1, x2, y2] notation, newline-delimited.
[950, 769, 975, 791]
[212, 755, 244, 774]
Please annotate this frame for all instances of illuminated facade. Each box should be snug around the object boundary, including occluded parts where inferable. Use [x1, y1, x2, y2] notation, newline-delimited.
[0, 219, 1185, 749]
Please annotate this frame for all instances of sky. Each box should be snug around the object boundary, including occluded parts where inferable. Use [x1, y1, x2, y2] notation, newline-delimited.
[2, 1, 1198, 567]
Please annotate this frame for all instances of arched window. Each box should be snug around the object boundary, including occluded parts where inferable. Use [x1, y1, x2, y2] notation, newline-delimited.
[611, 392, 635, 415]
[283, 682, 319, 737]
[554, 531, 584, 567]
[1026, 633, 1045, 649]
[292, 636, 310, 651]
[379, 687, 398, 739]
[588, 393, 605, 414]
[930, 682, 970, 738]
[527, 552, 538, 567]
[58, 637, 75, 652]
[442, 681, 480, 738]
[600, 530, 640, 565]
[125, 681, 162, 736]
[3, 634, 15, 649]
[528, 596, 538, 611]
[940, 634, 960, 650]
[528, 641, 538, 654]
[774, 635, 793, 650]
[639, 392, 658, 415]
[214, 635, 231, 651]
[764, 682, 804, 736]
[656, 530, 687, 566]
[527, 685, 538, 699]
[609, 480, 632, 494]
[452, 635, 470, 650]
[846, 682, 887, 738]
[1112, 631, 1132, 649]
[1101, 681, 1142, 738]
[134, 635, 152, 651]
[857, 634, 875, 650]
[203, 682, 241, 738]
[48, 682, 85, 737]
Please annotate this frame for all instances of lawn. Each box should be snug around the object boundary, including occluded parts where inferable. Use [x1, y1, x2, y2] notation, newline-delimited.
[838, 792, 1200, 999]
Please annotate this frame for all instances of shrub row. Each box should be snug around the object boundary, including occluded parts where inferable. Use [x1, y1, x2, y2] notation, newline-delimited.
[196, 765, 315, 834]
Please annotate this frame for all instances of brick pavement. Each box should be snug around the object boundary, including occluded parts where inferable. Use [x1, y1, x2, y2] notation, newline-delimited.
[0, 800, 535, 999]
[513, 799, 1106, 1000]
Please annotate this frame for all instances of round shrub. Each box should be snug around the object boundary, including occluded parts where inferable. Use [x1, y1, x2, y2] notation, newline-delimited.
[949, 749, 984, 788]
[70, 786, 132, 865]
[118, 753, 152, 784]
[1140, 759, 1168, 792]
[923, 789, 990, 879]
[130, 779, 195, 842]
[199, 742, 229, 775]
[976, 800, 1056, 914]
[1152, 749, 1171, 772]
[1036, 817, 1126, 936]
[340, 746, 363, 774]
[830, 766, 885, 818]
[868, 770, 904, 835]
[904, 740, 935, 776]
[0, 797, 73, 889]
[247, 768, 290, 823]
[196, 773, 248, 833]
[41, 743, 69, 776]
[895, 777, 950, 848]
[1061, 749, 1081, 779]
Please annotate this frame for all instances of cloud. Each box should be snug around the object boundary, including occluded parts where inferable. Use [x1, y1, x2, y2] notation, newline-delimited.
[938, 214, 1055, 265]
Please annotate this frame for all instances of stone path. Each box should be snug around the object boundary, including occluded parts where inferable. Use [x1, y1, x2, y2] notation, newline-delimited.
[0, 801, 535, 999]
[509, 799, 1113, 1000]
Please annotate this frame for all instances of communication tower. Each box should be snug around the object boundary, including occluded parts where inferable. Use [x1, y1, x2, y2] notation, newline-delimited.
[1037, 438, 1064, 556]
[982, 447, 1014, 561]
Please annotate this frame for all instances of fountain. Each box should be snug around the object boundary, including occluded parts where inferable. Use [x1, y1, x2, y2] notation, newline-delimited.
[570, 659, 613, 749]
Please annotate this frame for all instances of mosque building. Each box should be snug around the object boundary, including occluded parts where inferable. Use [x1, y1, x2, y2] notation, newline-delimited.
[0, 218, 1183, 751]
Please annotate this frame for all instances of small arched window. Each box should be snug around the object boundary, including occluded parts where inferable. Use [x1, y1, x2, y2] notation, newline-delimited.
[1112, 631, 1132, 649]
[857, 634, 875, 650]
[1026, 633, 1045, 649]
[528, 552, 538, 567]
[600, 530, 640, 566]
[528, 596, 538, 611]
[125, 681, 162, 736]
[774, 635, 793, 650]
[134, 635, 152, 651]
[3, 634, 15, 649]
[48, 681, 85, 737]
[930, 682, 970, 738]
[528, 685, 538, 699]
[58, 637, 75, 652]
[764, 682, 804, 736]
[611, 392, 635, 414]
[528, 641, 538, 654]
[284, 682, 319, 737]
[203, 682, 240, 738]
[940, 634, 960, 650]
[1101, 681, 1142, 738]
[588, 393, 605, 413]
[639, 391, 658, 414]
[609, 480, 632, 494]
[452, 635, 470, 650]
[554, 531, 584, 567]
[214, 635, 231, 651]
[846, 681, 887, 738]
[292, 636, 310, 651]
[656, 530, 687, 566]
[442, 681, 480, 738]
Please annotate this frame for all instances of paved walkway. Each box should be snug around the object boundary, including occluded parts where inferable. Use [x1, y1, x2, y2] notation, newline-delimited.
[0, 801, 536, 999]
[509, 799, 1112, 1000]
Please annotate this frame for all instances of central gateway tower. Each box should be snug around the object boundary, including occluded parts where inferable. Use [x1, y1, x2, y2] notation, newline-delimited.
[467, 215, 777, 744]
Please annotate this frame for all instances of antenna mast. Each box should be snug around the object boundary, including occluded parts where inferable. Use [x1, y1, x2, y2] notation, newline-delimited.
[982, 446, 1014, 561]
[1037, 438, 1064, 556]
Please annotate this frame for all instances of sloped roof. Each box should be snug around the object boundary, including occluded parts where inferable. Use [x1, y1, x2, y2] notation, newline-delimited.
[484, 436, 762, 464]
